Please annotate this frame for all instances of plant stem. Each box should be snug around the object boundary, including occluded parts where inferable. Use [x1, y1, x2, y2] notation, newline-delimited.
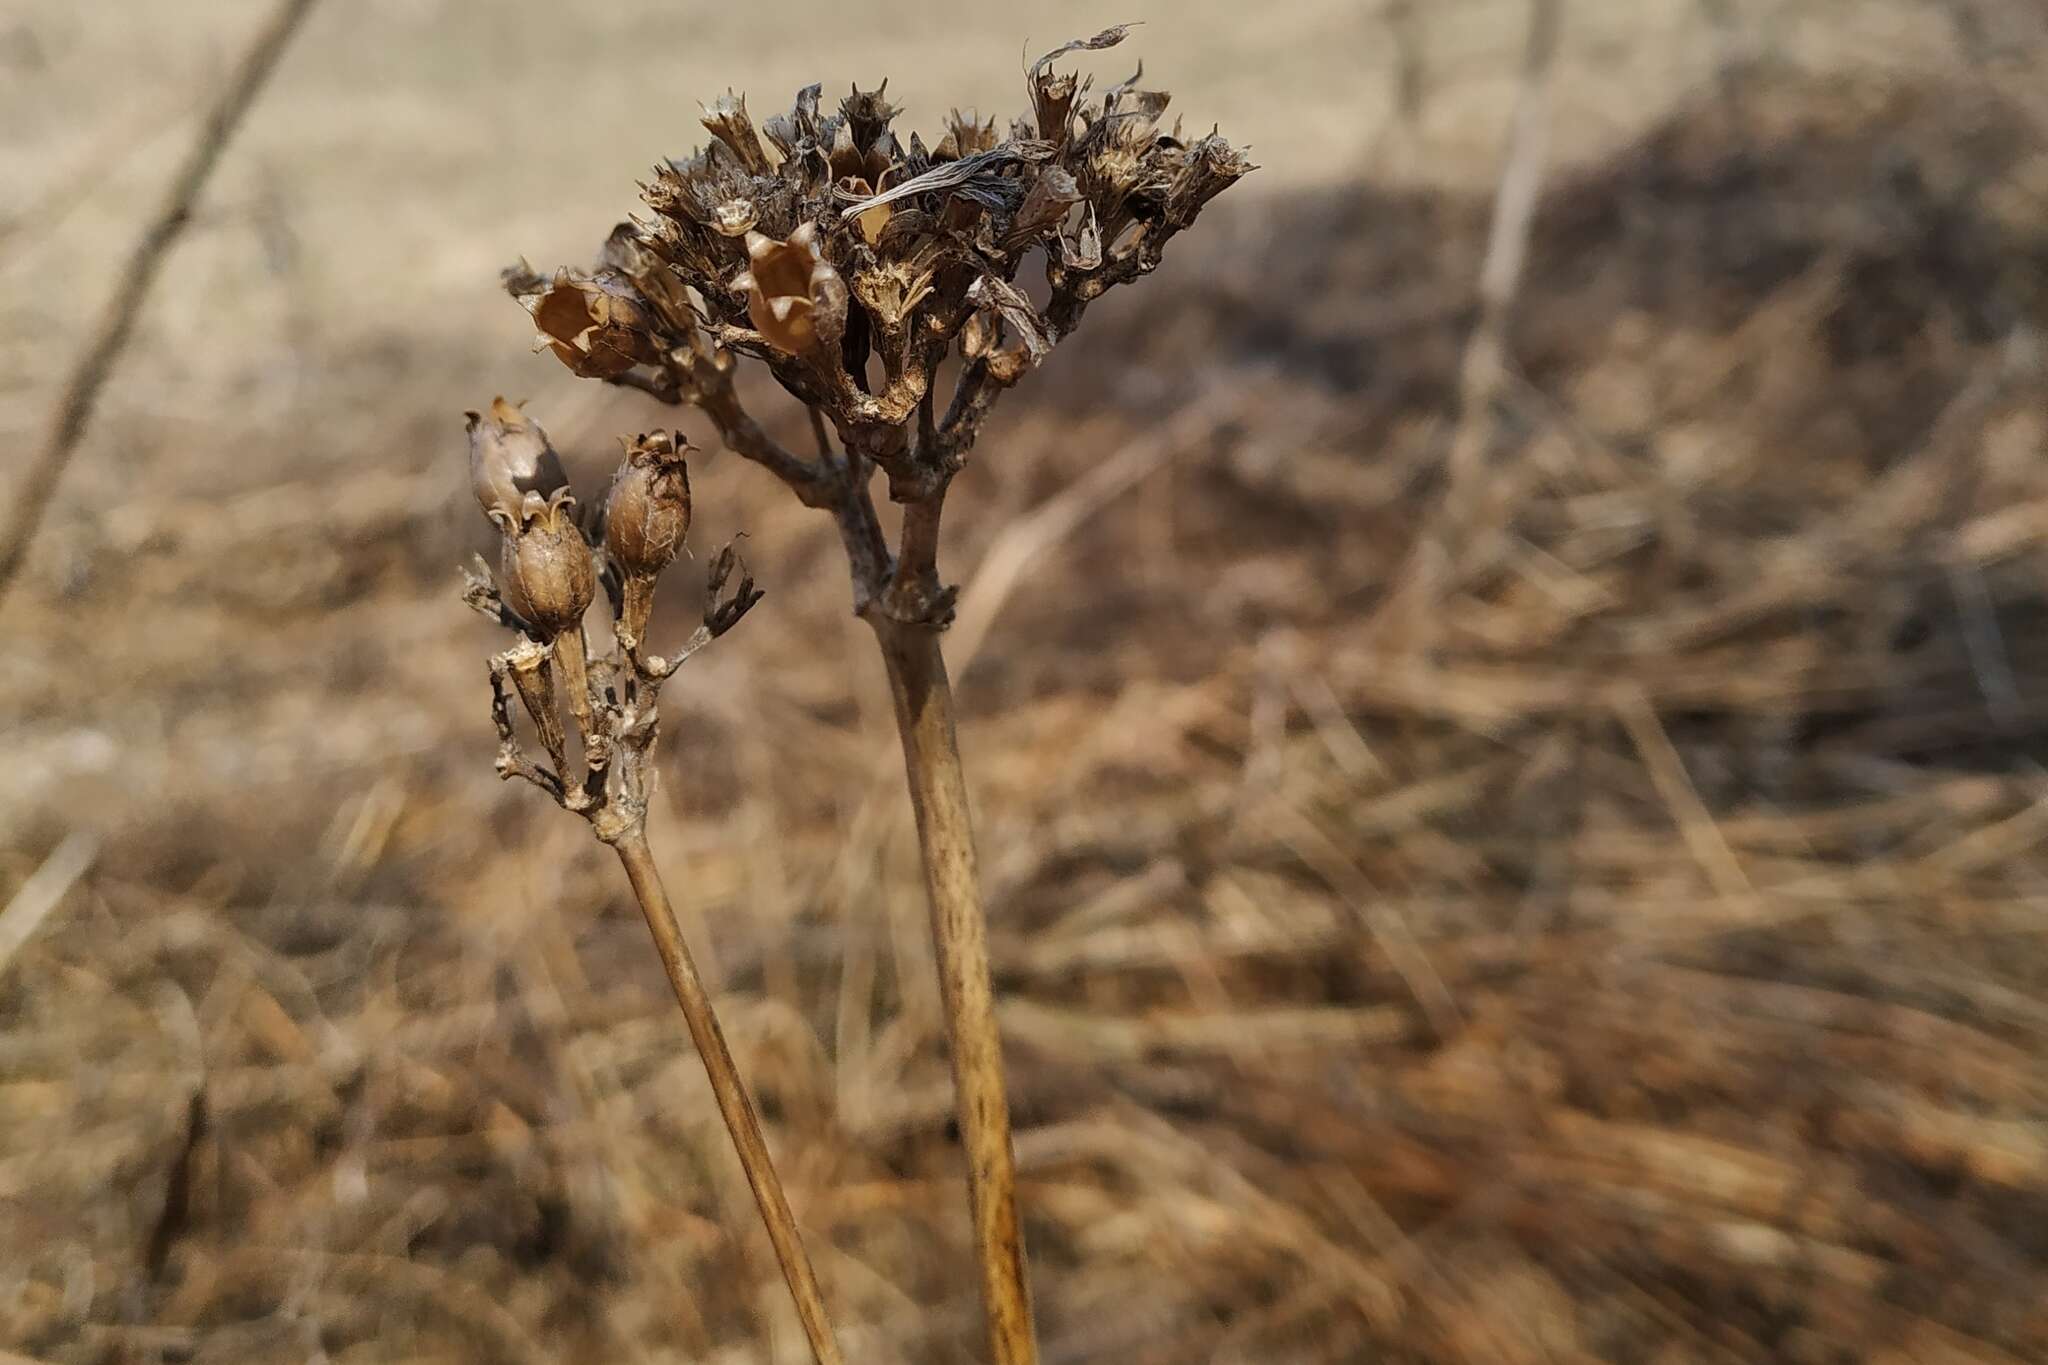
[869, 615, 1038, 1365]
[611, 832, 845, 1365]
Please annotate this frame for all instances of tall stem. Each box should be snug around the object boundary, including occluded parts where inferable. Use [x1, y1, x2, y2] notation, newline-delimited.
[611, 833, 845, 1365]
[869, 616, 1038, 1365]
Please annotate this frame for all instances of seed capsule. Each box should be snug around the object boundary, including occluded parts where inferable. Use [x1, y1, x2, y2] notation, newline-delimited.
[731, 223, 847, 356]
[498, 489, 596, 638]
[605, 431, 693, 579]
[520, 269, 666, 379]
[467, 398, 568, 527]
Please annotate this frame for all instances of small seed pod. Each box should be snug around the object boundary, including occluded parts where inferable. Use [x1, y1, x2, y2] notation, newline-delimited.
[605, 431, 694, 650]
[499, 489, 596, 639]
[467, 398, 569, 525]
[605, 431, 693, 578]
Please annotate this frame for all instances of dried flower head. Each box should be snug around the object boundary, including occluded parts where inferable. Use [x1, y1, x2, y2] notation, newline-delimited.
[517, 269, 666, 379]
[732, 223, 848, 356]
[498, 489, 596, 638]
[467, 397, 569, 527]
[511, 25, 1248, 466]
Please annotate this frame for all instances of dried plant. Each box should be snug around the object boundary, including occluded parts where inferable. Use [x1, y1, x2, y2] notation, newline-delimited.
[456, 400, 843, 1365]
[498, 27, 1249, 1363]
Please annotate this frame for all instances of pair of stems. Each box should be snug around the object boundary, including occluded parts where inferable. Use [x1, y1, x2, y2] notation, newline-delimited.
[612, 616, 1032, 1365]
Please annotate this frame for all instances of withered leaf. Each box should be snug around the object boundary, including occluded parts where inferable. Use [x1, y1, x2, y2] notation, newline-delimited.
[966, 275, 1051, 364]
[703, 538, 765, 636]
[1059, 201, 1103, 270]
[1030, 24, 1136, 83]
[838, 140, 1056, 220]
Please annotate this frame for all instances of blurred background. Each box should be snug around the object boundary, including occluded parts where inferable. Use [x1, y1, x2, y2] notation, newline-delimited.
[6, 1, 2048, 1361]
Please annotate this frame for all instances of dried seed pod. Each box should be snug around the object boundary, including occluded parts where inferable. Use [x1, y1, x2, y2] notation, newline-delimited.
[606, 431, 694, 579]
[701, 90, 771, 175]
[933, 108, 998, 162]
[605, 431, 694, 650]
[519, 269, 667, 379]
[732, 223, 848, 356]
[839, 81, 902, 152]
[499, 489, 597, 638]
[467, 398, 569, 526]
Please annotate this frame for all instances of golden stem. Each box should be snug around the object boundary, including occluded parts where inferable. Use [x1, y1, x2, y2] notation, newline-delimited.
[870, 615, 1038, 1365]
[611, 832, 846, 1365]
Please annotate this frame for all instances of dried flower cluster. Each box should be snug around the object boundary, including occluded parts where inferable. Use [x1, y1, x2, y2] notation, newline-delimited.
[475, 29, 1247, 1365]
[505, 23, 1251, 622]
[455, 402, 852, 1363]
[461, 400, 761, 845]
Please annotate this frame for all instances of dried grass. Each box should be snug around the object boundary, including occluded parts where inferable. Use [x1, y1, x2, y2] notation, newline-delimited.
[6, 45, 2048, 1365]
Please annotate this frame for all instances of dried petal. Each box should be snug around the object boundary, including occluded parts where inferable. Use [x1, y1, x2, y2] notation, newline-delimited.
[1059, 200, 1104, 270]
[703, 538, 764, 637]
[763, 83, 824, 158]
[601, 224, 701, 336]
[1008, 165, 1081, 249]
[966, 275, 1052, 365]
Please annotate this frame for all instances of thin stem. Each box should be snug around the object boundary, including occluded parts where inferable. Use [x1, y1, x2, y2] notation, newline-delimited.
[884, 492, 955, 627]
[868, 616, 1038, 1365]
[807, 405, 836, 462]
[832, 469, 893, 615]
[611, 833, 846, 1365]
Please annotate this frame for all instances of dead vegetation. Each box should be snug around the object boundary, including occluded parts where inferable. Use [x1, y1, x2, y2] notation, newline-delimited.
[6, 43, 2048, 1365]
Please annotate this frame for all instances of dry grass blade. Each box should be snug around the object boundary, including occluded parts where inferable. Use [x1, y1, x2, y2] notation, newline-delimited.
[0, 833, 98, 982]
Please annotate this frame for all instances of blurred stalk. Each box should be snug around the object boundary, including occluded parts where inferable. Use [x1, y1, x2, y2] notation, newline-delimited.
[870, 615, 1038, 1365]
[0, 0, 322, 606]
[612, 832, 845, 1365]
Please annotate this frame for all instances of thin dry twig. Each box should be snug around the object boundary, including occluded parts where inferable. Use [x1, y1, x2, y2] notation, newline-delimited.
[0, 0, 323, 606]
[1375, 0, 1563, 656]
[1445, 0, 1563, 515]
